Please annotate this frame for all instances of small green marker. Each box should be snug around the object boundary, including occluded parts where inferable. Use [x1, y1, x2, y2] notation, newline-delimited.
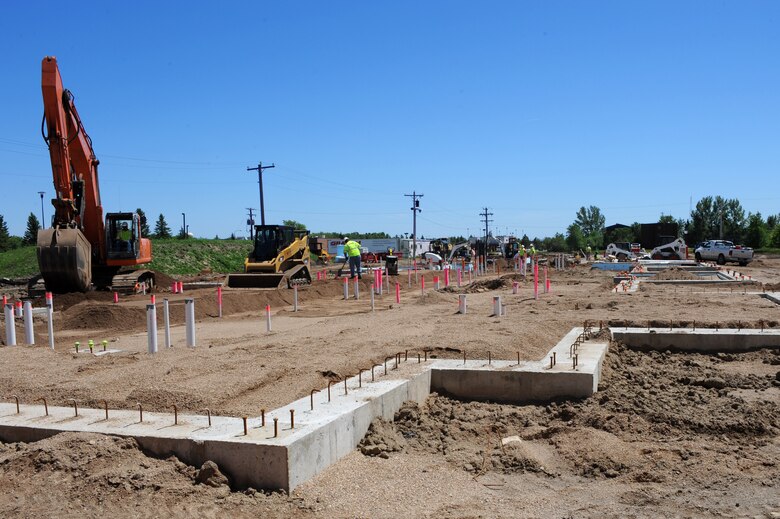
[88, 339, 94, 353]
[101, 340, 108, 352]
[75, 341, 80, 353]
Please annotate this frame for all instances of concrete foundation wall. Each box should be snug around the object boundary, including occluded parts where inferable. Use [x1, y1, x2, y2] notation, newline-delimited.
[612, 328, 780, 352]
[0, 329, 606, 492]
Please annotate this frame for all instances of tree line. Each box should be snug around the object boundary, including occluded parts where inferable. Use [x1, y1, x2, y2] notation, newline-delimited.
[2, 196, 777, 254]
[551, 197, 780, 252]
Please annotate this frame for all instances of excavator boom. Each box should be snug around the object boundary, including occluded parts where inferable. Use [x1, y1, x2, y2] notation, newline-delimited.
[37, 56, 153, 293]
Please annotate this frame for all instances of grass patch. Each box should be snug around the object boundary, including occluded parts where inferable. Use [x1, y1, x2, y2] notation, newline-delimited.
[0, 239, 254, 278]
[146, 238, 253, 275]
[0, 246, 38, 278]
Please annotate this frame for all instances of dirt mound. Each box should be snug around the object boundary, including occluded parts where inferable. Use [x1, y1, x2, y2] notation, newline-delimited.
[359, 344, 779, 483]
[60, 304, 147, 331]
[653, 267, 699, 281]
[463, 278, 509, 293]
[0, 432, 310, 517]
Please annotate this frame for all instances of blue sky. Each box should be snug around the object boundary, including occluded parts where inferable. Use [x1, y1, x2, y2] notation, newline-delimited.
[1, 1, 778, 240]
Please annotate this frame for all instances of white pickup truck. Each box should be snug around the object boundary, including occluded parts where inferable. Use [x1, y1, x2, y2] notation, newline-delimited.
[694, 240, 753, 266]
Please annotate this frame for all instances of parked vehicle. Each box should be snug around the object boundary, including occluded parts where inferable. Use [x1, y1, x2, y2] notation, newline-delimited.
[694, 240, 753, 266]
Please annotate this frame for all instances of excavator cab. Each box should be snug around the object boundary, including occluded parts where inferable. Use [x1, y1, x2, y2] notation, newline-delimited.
[106, 212, 140, 260]
[225, 225, 312, 289]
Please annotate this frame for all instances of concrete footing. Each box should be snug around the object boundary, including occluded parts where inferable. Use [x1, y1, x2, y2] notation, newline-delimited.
[0, 328, 609, 492]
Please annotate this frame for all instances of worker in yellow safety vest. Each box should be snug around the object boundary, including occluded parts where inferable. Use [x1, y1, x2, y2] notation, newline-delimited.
[343, 237, 362, 279]
[118, 222, 133, 253]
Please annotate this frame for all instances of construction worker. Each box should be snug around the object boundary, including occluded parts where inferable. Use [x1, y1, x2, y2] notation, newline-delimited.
[118, 222, 133, 253]
[586, 245, 592, 261]
[530, 243, 536, 258]
[343, 237, 362, 279]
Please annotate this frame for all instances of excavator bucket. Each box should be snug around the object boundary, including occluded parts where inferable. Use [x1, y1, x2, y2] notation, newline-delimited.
[36, 228, 92, 292]
[225, 273, 286, 289]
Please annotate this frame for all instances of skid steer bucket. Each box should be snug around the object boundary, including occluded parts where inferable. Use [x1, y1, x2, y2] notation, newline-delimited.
[37, 227, 92, 292]
[225, 273, 286, 289]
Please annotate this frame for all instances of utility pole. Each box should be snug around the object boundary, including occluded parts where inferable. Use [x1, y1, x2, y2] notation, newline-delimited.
[479, 207, 493, 257]
[246, 208, 256, 240]
[38, 191, 45, 228]
[246, 162, 276, 226]
[181, 213, 186, 239]
[404, 192, 423, 263]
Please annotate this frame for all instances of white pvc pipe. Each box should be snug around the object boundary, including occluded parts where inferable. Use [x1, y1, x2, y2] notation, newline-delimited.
[354, 278, 360, 300]
[4, 303, 16, 346]
[23, 301, 34, 345]
[458, 294, 467, 314]
[146, 304, 158, 354]
[265, 304, 272, 333]
[370, 286, 375, 311]
[163, 298, 172, 348]
[512, 281, 518, 295]
[185, 298, 196, 347]
[493, 296, 502, 317]
[343, 278, 349, 300]
[46, 303, 54, 350]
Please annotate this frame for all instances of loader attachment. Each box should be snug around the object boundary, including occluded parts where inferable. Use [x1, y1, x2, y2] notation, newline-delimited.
[225, 265, 311, 289]
[225, 273, 286, 289]
[36, 227, 92, 292]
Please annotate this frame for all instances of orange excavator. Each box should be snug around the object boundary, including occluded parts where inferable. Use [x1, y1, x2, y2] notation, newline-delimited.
[36, 56, 154, 293]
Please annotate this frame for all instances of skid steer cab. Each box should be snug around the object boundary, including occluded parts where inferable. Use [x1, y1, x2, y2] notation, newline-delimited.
[226, 225, 312, 289]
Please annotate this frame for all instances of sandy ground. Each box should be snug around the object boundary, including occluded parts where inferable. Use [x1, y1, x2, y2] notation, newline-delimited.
[1, 256, 779, 518]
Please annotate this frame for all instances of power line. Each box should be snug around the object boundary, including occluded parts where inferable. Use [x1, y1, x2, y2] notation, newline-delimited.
[247, 162, 276, 226]
[404, 191, 423, 261]
[479, 207, 494, 252]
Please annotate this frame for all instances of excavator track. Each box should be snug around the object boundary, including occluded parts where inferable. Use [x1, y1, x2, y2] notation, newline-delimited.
[110, 270, 155, 294]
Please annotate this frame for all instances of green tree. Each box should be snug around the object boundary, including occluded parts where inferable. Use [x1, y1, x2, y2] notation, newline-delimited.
[282, 219, 307, 231]
[688, 196, 746, 244]
[744, 212, 768, 248]
[566, 224, 586, 252]
[767, 214, 779, 231]
[574, 206, 605, 247]
[520, 234, 531, 247]
[153, 214, 172, 239]
[658, 214, 676, 224]
[546, 233, 567, 252]
[609, 226, 637, 244]
[0, 214, 11, 252]
[22, 213, 41, 245]
[136, 208, 151, 237]
[770, 225, 780, 248]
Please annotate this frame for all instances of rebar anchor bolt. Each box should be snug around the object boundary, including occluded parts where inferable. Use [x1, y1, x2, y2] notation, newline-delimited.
[67, 399, 78, 417]
[290, 409, 295, 429]
[37, 397, 48, 416]
[310, 389, 320, 410]
[384, 356, 393, 375]
[137, 403, 143, 423]
[204, 408, 211, 427]
[101, 400, 109, 420]
[172, 404, 178, 425]
[358, 369, 369, 388]
[327, 381, 336, 402]
[242, 416, 248, 436]
[12, 395, 19, 414]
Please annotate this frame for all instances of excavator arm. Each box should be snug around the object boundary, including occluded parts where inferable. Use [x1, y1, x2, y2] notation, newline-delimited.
[37, 56, 154, 293]
[41, 56, 106, 256]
